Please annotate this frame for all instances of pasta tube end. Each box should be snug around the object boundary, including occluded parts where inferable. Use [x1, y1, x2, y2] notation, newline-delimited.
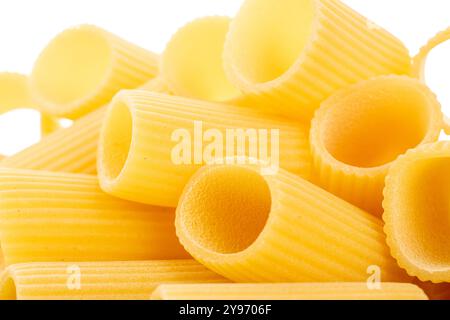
[162, 16, 242, 103]
[383, 141, 450, 283]
[30, 25, 160, 119]
[310, 75, 443, 215]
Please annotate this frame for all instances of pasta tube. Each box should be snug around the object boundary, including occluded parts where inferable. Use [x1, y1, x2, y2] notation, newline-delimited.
[1, 77, 170, 174]
[0, 260, 226, 300]
[0, 169, 189, 265]
[151, 283, 427, 300]
[30, 25, 160, 119]
[310, 76, 442, 216]
[98, 90, 311, 207]
[383, 141, 450, 283]
[223, 0, 411, 120]
[0, 72, 59, 137]
[162, 16, 248, 105]
[412, 27, 450, 134]
[175, 161, 409, 283]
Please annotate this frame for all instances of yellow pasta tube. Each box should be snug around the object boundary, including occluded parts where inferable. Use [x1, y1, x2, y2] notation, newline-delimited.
[0, 260, 226, 300]
[412, 27, 450, 135]
[162, 16, 248, 105]
[310, 76, 442, 216]
[1, 78, 170, 174]
[0, 72, 60, 137]
[98, 90, 311, 207]
[151, 283, 427, 300]
[0, 169, 189, 265]
[30, 24, 160, 119]
[175, 161, 409, 283]
[223, 0, 411, 120]
[383, 141, 450, 283]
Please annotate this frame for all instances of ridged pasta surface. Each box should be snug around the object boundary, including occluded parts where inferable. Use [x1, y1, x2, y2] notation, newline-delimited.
[0, 260, 226, 300]
[31, 25, 161, 119]
[383, 141, 450, 283]
[310, 75, 442, 216]
[98, 90, 311, 207]
[176, 162, 410, 283]
[151, 283, 427, 300]
[0, 169, 189, 265]
[224, 0, 411, 120]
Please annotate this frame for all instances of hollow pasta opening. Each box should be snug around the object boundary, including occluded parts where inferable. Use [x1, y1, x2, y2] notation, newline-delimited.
[178, 166, 271, 254]
[227, 0, 315, 84]
[321, 80, 434, 168]
[394, 157, 450, 271]
[163, 17, 241, 102]
[0, 274, 17, 300]
[99, 99, 133, 181]
[31, 26, 112, 107]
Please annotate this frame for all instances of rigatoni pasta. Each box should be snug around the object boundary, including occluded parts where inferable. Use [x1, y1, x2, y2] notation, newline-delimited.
[97, 90, 311, 207]
[162, 16, 247, 105]
[0, 169, 189, 265]
[30, 24, 160, 119]
[310, 76, 442, 216]
[383, 141, 450, 283]
[0, 1, 449, 302]
[0, 260, 226, 300]
[151, 283, 428, 300]
[223, 0, 411, 120]
[175, 161, 409, 283]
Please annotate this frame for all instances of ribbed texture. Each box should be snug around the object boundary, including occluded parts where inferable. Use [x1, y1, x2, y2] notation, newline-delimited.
[0, 260, 226, 300]
[383, 141, 450, 283]
[310, 76, 442, 216]
[224, 0, 411, 120]
[30, 25, 161, 119]
[176, 164, 410, 283]
[0, 169, 189, 265]
[412, 27, 450, 135]
[151, 283, 427, 300]
[98, 91, 311, 207]
[2, 81, 170, 174]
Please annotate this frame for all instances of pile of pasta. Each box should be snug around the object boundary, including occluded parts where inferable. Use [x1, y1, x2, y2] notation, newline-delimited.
[0, 0, 450, 300]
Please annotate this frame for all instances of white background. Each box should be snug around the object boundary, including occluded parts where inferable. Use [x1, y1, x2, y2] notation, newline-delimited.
[0, 0, 449, 155]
